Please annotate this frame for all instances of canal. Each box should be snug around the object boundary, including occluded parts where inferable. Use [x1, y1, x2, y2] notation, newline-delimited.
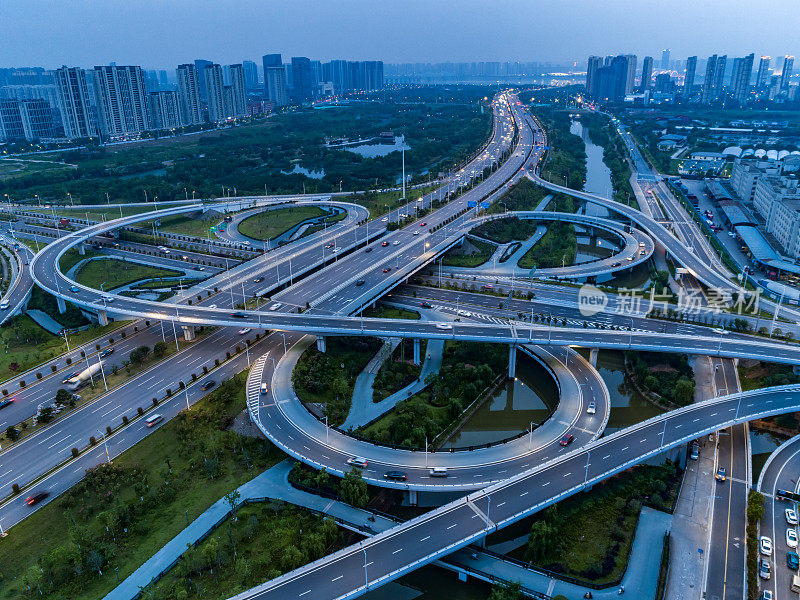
[570, 116, 613, 219]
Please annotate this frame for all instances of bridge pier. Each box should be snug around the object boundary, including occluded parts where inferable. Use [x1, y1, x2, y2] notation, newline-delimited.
[457, 571, 468, 583]
[508, 345, 517, 378]
[182, 325, 196, 341]
[97, 310, 108, 326]
[77, 243, 85, 256]
[407, 490, 418, 506]
[56, 296, 66, 314]
[589, 348, 599, 367]
[316, 336, 327, 353]
[413, 339, 421, 365]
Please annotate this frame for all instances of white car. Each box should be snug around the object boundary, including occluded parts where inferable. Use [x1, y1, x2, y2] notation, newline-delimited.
[269, 303, 282, 311]
[587, 402, 596, 415]
[392, 240, 400, 245]
[787, 528, 798, 549]
[238, 328, 251, 335]
[787, 508, 799, 525]
[413, 231, 420, 236]
[435, 323, 452, 330]
[760, 535, 773, 556]
[381, 217, 389, 222]
[347, 457, 368, 468]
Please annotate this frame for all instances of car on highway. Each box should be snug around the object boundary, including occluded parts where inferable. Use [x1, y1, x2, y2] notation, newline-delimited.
[586, 402, 596, 415]
[759, 558, 771, 580]
[260, 382, 268, 394]
[62, 371, 80, 384]
[435, 323, 452, 330]
[420, 222, 426, 226]
[26, 491, 49, 506]
[392, 240, 400, 245]
[788, 551, 799, 570]
[69, 285, 79, 293]
[0, 397, 14, 410]
[253, 276, 264, 283]
[787, 508, 799, 525]
[420, 302, 432, 308]
[238, 328, 251, 335]
[760, 535, 773, 556]
[559, 434, 574, 447]
[144, 414, 163, 428]
[201, 380, 215, 391]
[365, 247, 372, 253]
[355, 280, 365, 286]
[230, 312, 248, 319]
[715, 467, 727, 482]
[384, 471, 407, 481]
[100, 348, 114, 357]
[269, 303, 282, 311]
[347, 457, 368, 468]
[787, 528, 798, 549]
[381, 217, 389, 222]
[382, 267, 391, 273]
[0, 300, 9, 310]
[413, 231, 420, 236]
[381, 242, 389, 247]
[429, 467, 448, 477]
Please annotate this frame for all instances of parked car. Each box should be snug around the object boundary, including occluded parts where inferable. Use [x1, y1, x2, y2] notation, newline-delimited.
[786, 508, 799, 525]
[787, 528, 798, 549]
[787, 551, 799, 570]
[760, 535, 773, 556]
[759, 558, 771, 580]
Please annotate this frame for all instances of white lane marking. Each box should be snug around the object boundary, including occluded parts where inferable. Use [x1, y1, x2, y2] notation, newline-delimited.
[520, 491, 529, 497]
[332, 576, 343, 582]
[420, 535, 430, 541]
[299, 591, 311, 597]
[542, 482, 551, 487]
[447, 524, 457, 530]
[392, 548, 403, 554]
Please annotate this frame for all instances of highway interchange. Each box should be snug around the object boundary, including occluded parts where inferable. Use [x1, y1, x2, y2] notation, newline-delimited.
[0, 89, 798, 600]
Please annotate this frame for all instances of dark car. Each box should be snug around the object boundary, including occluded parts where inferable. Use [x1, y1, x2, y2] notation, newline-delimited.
[355, 280, 365, 287]
[382, 267, 391, 273]
[100, 348, 114, 357]
[559, 434, 575, 447]
[201, 380, 215, 391]
[0, 397, 14, 410]
[62, 371, 80, 384]
[381, 241, 389, 247]
[253, 276, 264, 283]
[365, 247, 373, 253]
[230, 312, 248, 319]
[26, 491, 49, 506]
[787, 551, 799, 570]
[384, 471, 407, 481]
[420, 302, 432, 308]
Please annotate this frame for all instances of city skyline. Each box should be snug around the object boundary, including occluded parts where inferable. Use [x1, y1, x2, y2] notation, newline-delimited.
[1, 0, 798, 68]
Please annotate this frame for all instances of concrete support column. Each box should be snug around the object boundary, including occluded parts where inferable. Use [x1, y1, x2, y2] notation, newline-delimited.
[413, 339, 421, 365]
[589, 348, 599, 367]
[97, 310, 108, 326]
[182, 325, 196, 342]
[56, 296, 66, 314]
[316, 335, 327, 353]
[508, 344, 517, 378]
[457, 571, 468, 583]
[78, 243, 85, 256]
[407, 489, 418, 506]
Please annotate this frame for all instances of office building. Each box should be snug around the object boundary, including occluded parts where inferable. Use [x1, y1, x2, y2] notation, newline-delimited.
[755, 56, 772, 90]
[640, 56, 653, 92]
[194, 59, 213, 101]
[0, 98, 54, 141]
[653, 73, 674, 94]
[731, 158, 782, 203]
[291, 57, 313, 102]
[92, 65, 150, 136]
[592, 55, 629, 103]
[147, 90, 182, 129]
[753, 174, 800, 259]
[242, 60, 258, 90]
[176, 63, 203, 125]
[264, 64, 288, 107]
[731, 53, 754, 103]
[158, 70, 169, 89]
[586, 55, 603, 99]
[624, 54, 637, 94]
[227, 63, 247, 117]
[203, 63, 226, 122]
[683, 56, 697, 98]
[780, 55, 794, 92]
[54, 66, 95, 138]
[661, 49, 671, 69]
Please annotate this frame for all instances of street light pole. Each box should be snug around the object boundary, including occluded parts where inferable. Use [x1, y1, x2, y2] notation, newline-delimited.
[98, 429, 111, 463]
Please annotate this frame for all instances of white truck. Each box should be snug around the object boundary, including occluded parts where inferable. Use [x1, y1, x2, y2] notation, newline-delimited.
[64, 362, 104, 391]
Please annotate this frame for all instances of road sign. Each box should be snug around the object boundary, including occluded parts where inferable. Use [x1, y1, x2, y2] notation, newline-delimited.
[480, 201, 491, 209]
[467, 200, 477, 208]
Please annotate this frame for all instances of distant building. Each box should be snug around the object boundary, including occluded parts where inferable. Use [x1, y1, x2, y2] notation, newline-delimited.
[263, 54, 288, 107]
[147, 90, 182, 130]
[291, 57, 313, 102]
[203, 63, 226, 122]
[653, 73, 674, 94]
[702, 54, 727, 104]
[586, 55, 603, 99]
[683, 56, 697, 99]
[640, 56, 653, 92]
[0, 98, 55, 141]
[176, 63, 203, 125]
[661, 49, 671, 70]
[92, 65, 150, 136]
[624, 54, 637, 94]
[242, 60, 258, 91]
[731, 54, 754, 103]
[755, 56, 772, 90]
[780, 55, 795, 92]
[194, 59, 213, 101]
[54, 66, 95, 138]
[227, 64, 247, 117]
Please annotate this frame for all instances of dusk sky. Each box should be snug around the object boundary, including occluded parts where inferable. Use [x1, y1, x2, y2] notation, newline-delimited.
[2, 0, 798, 68]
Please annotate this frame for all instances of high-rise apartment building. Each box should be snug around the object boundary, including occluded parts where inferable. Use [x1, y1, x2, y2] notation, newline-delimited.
[780, 55, 794, 91]
[147, 91, 182, 129]
[92, 65, 150, 136]
[262, 54, 287, 106]
[683, 56, 697, 98]
[227, 64, 247, 117]
[176, 63, 203, 125]
[702, 54, 727, 103]
[585, 55, 603, 99]
[242, 60, 258, 90]
[624, 54, 637, 94]
[731, 53, 754, 103]
[755, 56, 772, 90]
[54, 66, 94, 138]
[661, 49, 671, 69]
[640, 56, 653, 92]
[203, 63, 226, 122]
[194, 59, 213, 101]
[0, 98, 54, 141]
[291, 57, 313, 102]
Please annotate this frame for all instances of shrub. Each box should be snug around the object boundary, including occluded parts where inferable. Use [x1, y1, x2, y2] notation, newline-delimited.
[71, 447, 79, 457]
[89, 436, 96, 445]
[122, 415, 129, 425]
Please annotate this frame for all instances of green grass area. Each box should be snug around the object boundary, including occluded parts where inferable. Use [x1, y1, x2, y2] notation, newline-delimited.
[74, 257, 182, 291]
[141, 212, 221, 239]
[55, 205, 157, 222]
[360, 341, 506, 447]
[441, 237, 496, 268]
[372, 339, 426, 403]
[0, 158, 76, 183]
[518, 222, 576, 269]
[509, 461, 681, 585]
[237, 206, 330, 241]
[361, 304, 420, 320]
[57, 247, 103, 273]
[293, 336, 382, 426]
[147, 503, 340, 600]
[0, 372, 279, 600]
[343, 184, 439, 219]
[472, 216, 540, 244]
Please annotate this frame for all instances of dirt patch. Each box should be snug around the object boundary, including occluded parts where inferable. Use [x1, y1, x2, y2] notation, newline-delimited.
[230, 409, 267, 439]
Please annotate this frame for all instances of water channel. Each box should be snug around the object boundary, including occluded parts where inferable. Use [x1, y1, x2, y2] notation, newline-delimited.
[569, 116, 613, 218]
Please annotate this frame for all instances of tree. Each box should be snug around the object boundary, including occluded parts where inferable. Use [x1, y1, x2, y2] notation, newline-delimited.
[55, 388, 73, 405]
[225, 489, 242, 521]
[672, 377, 695, 406]
[129, 345, 151, 366]
[6, 426, 19, 441]
[488, 581, 524, 600]
[340, 467, 369, 507]
[87, 549, 104, 576]
[153, 340, 169, 359]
